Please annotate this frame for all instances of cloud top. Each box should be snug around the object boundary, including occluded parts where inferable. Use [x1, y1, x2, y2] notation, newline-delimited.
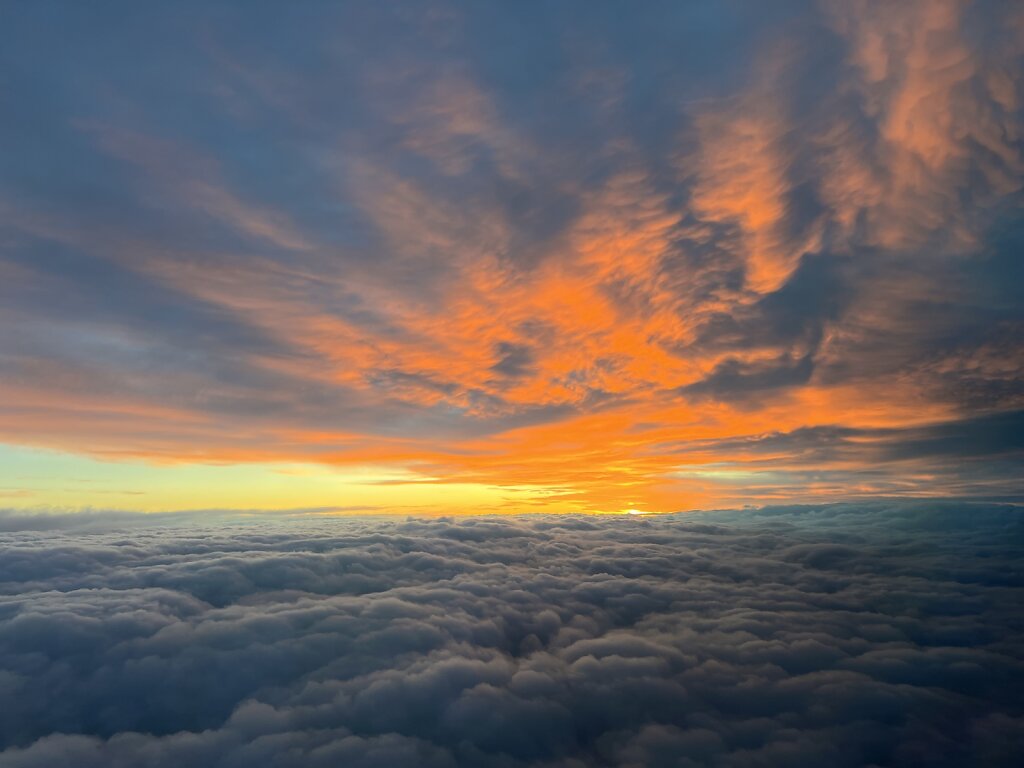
[0, 502, 1022, 766]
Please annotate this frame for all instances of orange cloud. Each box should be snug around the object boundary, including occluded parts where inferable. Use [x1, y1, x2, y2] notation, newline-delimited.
[0, 0, 1020, 513]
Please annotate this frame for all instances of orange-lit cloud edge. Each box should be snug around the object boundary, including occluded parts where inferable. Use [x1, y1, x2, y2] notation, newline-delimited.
[1, 0, 1022, 514]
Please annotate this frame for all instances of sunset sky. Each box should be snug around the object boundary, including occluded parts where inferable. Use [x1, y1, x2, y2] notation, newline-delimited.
[2, 0, 1022, 514]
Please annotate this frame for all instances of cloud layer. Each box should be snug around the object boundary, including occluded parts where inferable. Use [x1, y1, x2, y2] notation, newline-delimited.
[0, 503, 1022, 766]
[1, 0, 1022, 510]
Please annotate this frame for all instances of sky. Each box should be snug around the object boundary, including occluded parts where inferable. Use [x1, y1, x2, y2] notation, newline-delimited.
[2, 0, 1023, 514]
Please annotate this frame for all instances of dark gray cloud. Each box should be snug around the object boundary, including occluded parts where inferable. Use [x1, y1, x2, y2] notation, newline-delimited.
[669, 410, 1024, 466]
[490, 342, 537, 379]
[661, 409, 1024, 497]
[0, 503, 1021, 766]
[685, 253, 852, 355]
[679, 353, 815, 402]
[655, 411, 1024, 502]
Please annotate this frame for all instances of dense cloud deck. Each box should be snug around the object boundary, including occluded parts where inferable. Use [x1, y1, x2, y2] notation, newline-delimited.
[1, 503, 1021, 767]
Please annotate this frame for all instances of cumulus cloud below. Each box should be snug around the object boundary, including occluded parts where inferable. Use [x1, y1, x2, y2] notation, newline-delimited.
[1, 503, 1021, 767]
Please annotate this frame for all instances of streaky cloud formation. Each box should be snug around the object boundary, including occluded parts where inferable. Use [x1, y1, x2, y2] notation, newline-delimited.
[0, 503, 1021, 766]
[0, 0, 1022, 511]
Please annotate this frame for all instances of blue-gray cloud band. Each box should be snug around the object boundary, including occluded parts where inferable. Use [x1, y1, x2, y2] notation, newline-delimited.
[0, 503, 1021, 766]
